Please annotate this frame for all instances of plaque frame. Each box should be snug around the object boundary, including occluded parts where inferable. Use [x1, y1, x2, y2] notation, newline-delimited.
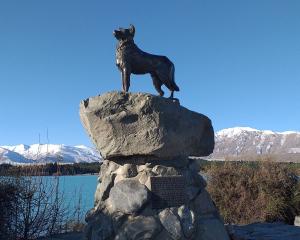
[150, 175, 187, 209]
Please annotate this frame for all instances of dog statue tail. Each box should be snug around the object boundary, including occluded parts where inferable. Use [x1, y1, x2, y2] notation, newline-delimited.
[168, 64, 179, 99]
[170, 64, 180, 92]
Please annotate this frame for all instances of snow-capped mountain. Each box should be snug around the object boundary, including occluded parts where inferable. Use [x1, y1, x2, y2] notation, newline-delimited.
[0, 144, 102, 165]
[212, 127, 300, 160]
[2, 127, 300, 164]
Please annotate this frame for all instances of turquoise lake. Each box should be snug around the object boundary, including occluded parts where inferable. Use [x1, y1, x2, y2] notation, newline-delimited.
[52, 175, 98, 220]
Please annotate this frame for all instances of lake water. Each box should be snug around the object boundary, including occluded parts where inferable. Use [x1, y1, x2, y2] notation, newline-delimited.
[51, 175, 98, 220]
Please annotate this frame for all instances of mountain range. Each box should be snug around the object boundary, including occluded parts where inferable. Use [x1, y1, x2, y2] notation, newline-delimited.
[1, 127, 300, 165]
[211, 127, 300, 162]
[0, 144, 101, 165]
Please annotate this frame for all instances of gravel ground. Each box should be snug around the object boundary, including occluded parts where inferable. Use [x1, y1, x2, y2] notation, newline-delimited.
[227, 222, 300, 240]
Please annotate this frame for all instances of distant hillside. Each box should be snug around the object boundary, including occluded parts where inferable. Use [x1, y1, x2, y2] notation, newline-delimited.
[211, 127, 300, 162]
[0, 144, 102, 165]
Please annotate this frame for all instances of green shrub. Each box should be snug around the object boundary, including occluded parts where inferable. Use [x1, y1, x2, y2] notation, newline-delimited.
[207, 158, 300, 224]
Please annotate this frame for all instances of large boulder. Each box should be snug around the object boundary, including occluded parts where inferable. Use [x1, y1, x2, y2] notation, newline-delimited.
[107, 179, 149, 214]
[115, 216, 161, 240]
[79, 92, 214, 160]
[158, 208, 183, 240]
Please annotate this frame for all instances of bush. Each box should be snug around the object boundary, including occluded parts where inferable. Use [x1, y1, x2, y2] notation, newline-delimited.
[0, 178, 20, 239]
[206, 158, 300, 224]
[0, 175, 85, 240]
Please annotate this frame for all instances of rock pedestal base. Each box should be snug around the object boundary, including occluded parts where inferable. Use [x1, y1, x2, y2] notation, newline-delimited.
[80, 92, 228, 240]
[84, 159, 230, 240]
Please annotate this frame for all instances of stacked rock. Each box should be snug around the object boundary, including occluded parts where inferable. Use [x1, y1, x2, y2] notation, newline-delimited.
[79, 92, 230, 240]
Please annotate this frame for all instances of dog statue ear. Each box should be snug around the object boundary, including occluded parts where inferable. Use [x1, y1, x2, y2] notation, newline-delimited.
[129, 24, 135, 36]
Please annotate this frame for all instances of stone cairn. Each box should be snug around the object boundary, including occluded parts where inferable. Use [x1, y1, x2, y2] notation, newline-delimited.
[80, 91, 230, 240]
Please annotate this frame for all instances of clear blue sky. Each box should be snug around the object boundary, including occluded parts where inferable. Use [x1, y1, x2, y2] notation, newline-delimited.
[1, 0, 300, 146]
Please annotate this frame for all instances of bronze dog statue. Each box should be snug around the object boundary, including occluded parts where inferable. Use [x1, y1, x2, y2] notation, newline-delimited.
[113, 25, 180, 98]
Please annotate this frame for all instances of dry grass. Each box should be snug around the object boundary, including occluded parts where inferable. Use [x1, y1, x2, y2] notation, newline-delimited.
[206, 157, 300, 224]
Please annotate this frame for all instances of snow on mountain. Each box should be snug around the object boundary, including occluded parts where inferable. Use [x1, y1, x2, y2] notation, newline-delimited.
[216, 127, 259, 138]
[0, 144, 102, 165]
[213, 127, 300, 160]
[216, 127, 299, 139]
[2, 127, 300, 164]
[0, 147, 34, 165]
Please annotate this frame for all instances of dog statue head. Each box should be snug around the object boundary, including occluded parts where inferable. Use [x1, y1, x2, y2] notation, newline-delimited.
[113, 24, 135, 42]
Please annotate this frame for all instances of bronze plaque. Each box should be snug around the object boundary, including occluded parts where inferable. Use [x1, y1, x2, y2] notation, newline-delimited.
[150, 176, 187, 209]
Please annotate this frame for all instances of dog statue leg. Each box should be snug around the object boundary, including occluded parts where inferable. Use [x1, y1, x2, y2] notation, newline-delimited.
[151, 73, 164, 96]
[121, 69, 130, 92]
[169, 91, 174, 99]
[123, 69, 131, 92]
[121, 71, 126, 92]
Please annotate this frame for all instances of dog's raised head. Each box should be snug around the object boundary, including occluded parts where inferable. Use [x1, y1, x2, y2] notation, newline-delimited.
[113, 24, 135, 42]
